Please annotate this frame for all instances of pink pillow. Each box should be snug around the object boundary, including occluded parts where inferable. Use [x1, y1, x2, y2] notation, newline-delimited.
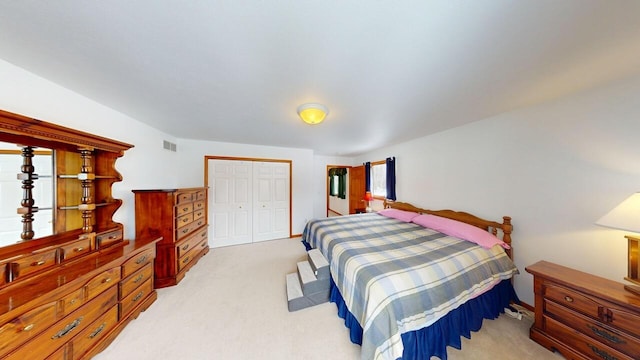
[377, 208, 420, 223]
[411, 214, 510, 249]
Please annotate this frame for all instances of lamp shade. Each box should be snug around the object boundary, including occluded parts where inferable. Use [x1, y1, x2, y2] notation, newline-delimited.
[297, 103, 328, 125]
[596, 192, 640, 233]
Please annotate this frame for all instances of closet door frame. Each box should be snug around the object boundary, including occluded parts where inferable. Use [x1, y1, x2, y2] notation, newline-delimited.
[204, 156, 293, 244]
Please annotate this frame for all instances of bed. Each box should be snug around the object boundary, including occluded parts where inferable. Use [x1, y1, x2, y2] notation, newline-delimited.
[301, 201, 519, 360]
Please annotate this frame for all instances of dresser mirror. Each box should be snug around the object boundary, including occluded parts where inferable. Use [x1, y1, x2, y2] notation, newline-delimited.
[0, 141, 54, 246]
[0, 109, 133, 253]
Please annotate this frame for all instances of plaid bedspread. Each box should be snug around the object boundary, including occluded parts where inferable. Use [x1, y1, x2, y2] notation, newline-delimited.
[302, 213, 519, 360]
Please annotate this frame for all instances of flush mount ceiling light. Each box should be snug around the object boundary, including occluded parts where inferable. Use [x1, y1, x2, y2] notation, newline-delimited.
[297, 103, 328, 125]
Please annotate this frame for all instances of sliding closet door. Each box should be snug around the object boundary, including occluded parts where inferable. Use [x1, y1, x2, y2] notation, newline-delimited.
[210, 160, 252, 247]
[253, 161, 290, 242]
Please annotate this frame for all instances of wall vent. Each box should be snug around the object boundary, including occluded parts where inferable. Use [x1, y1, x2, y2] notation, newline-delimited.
[163, 140, 177, 152]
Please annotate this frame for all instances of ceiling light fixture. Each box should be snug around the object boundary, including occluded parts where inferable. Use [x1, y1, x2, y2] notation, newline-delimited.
[297, 103, 328, 125]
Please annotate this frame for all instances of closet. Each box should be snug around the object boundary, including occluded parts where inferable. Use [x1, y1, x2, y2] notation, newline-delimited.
[208, 158, 290, 247]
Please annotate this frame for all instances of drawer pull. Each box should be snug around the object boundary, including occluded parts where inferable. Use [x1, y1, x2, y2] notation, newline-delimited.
[181, 228, 189, 234]
[89, 323, 106, 339]
[23, 323, 35, 332]
[587, 325, 624, 344]
[182, 244, 190, 251]
[201, 242, 206, 247]
[182, 207, 189, 212]
[563, 296, 573, 303]
[74, 247, 85, 252]
[136, 255, 148, 264]
[132, 291, 144, 303]
[51, 316, 83, 339]
[102, 277, 112, 284]
[587, 343, 616, 360]
[133, 274, 145, 283]
[182, 218, 189, 223]
[31, 260, 46, 266]
[183, 256, 190, 264]
[108, 235, 118, 240]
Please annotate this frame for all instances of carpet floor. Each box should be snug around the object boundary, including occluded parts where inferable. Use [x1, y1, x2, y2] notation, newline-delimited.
[93, 237, 562, 360]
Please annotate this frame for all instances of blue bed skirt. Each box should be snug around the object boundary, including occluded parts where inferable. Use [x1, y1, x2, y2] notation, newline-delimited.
[303, 239, 519, 360]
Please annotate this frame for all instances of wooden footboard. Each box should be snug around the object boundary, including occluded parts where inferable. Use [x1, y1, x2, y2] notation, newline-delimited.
[384, 201, 513, 258]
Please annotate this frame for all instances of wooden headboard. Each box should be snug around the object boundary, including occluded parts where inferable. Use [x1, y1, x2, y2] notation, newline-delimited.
[384, 201, 513, 258]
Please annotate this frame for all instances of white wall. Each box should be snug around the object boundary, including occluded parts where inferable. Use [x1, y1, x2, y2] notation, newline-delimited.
[0, 58, 185, 239]
[355, 74, 640, 305]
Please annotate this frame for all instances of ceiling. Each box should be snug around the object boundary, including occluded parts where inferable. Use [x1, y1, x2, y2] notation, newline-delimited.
[1, 1, 640, 156]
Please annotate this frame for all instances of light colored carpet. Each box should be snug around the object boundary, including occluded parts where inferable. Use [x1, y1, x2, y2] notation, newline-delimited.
[94, 237, 562, 360]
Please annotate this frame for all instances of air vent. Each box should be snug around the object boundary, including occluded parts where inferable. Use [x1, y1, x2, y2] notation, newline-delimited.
[163, 140, 177, 152]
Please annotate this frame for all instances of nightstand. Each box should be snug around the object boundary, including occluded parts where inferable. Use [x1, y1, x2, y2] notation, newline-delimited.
[526, 261, 640, 360]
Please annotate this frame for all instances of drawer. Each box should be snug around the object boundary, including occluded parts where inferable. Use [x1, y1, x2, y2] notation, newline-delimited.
[176, 192, 194, 204]
[544, 315, 633, 360]
[176, 212, 194, 229]
[120, 278, 153, 317]
[609, 305, 640, 339]
[9, 248, 58, 280]
[4, 287, 117, 360]
[59, 237, 92, 262]
[196, 190, 206, 201]
[544, 282, 601, 319]
[85, 267, 120, 300]
[119, 263, 153, 299]
[121, 247, 155, 278]
[194, 200, 205, 211]
[71, 305, 118, 360]
[193, 208, 205, 221]
[176, 202, 194, 217]
[178, 242, 206, 273]
[177, 229, 208, 258]
[96, 228, 123, 248]
[0, 301, 58, 358]
[60, 287, 85, 316]
[546, 300, 640, 358]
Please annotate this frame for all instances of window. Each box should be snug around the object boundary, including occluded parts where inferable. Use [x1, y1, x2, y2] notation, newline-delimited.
[371, 161, 386, 198]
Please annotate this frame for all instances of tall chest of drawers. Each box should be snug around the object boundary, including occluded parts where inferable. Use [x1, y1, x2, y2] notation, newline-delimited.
[526, 261, 640, 360]
[133, 187, 209, 288]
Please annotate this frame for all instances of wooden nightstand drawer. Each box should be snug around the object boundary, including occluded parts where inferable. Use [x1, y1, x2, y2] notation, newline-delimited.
[544, 283, 601, 320]
[176, 213, 193, 228]
[546, 300, 640, 358]
[176, 192, 194, 204]
[96, 228, 123, 248]
[545, 316, 634, 360]
[61, 287, 85, 316]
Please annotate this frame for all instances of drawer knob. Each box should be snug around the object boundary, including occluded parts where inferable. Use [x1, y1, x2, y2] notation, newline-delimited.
[182, 244, 189, 251]
[587, 343, 616, 360]
[23, 323, 35, 332]
[102, 277, 112, 284]
[564, 296, 573, 303]
[89, 323, 106, 339]
[74, 247, 84, 252]
[133, 274, 145, 283]
[587, 325, 624, 344]
[32, 260, 46, 267]
[132, 291, 144, 302]
[51, 316, 83, 339]
[136, 255, 148, 264]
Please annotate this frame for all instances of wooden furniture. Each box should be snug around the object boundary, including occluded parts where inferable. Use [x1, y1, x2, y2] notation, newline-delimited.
[0, 109, 161, 359]
[526, 261, 640, 360]
[133, 187, 209, 288]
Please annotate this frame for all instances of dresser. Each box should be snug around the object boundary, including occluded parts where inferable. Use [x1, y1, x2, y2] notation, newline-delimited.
[132, 187, 209, 288]
[526, 261, 640, 360]
[0, 109, 162, 359]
